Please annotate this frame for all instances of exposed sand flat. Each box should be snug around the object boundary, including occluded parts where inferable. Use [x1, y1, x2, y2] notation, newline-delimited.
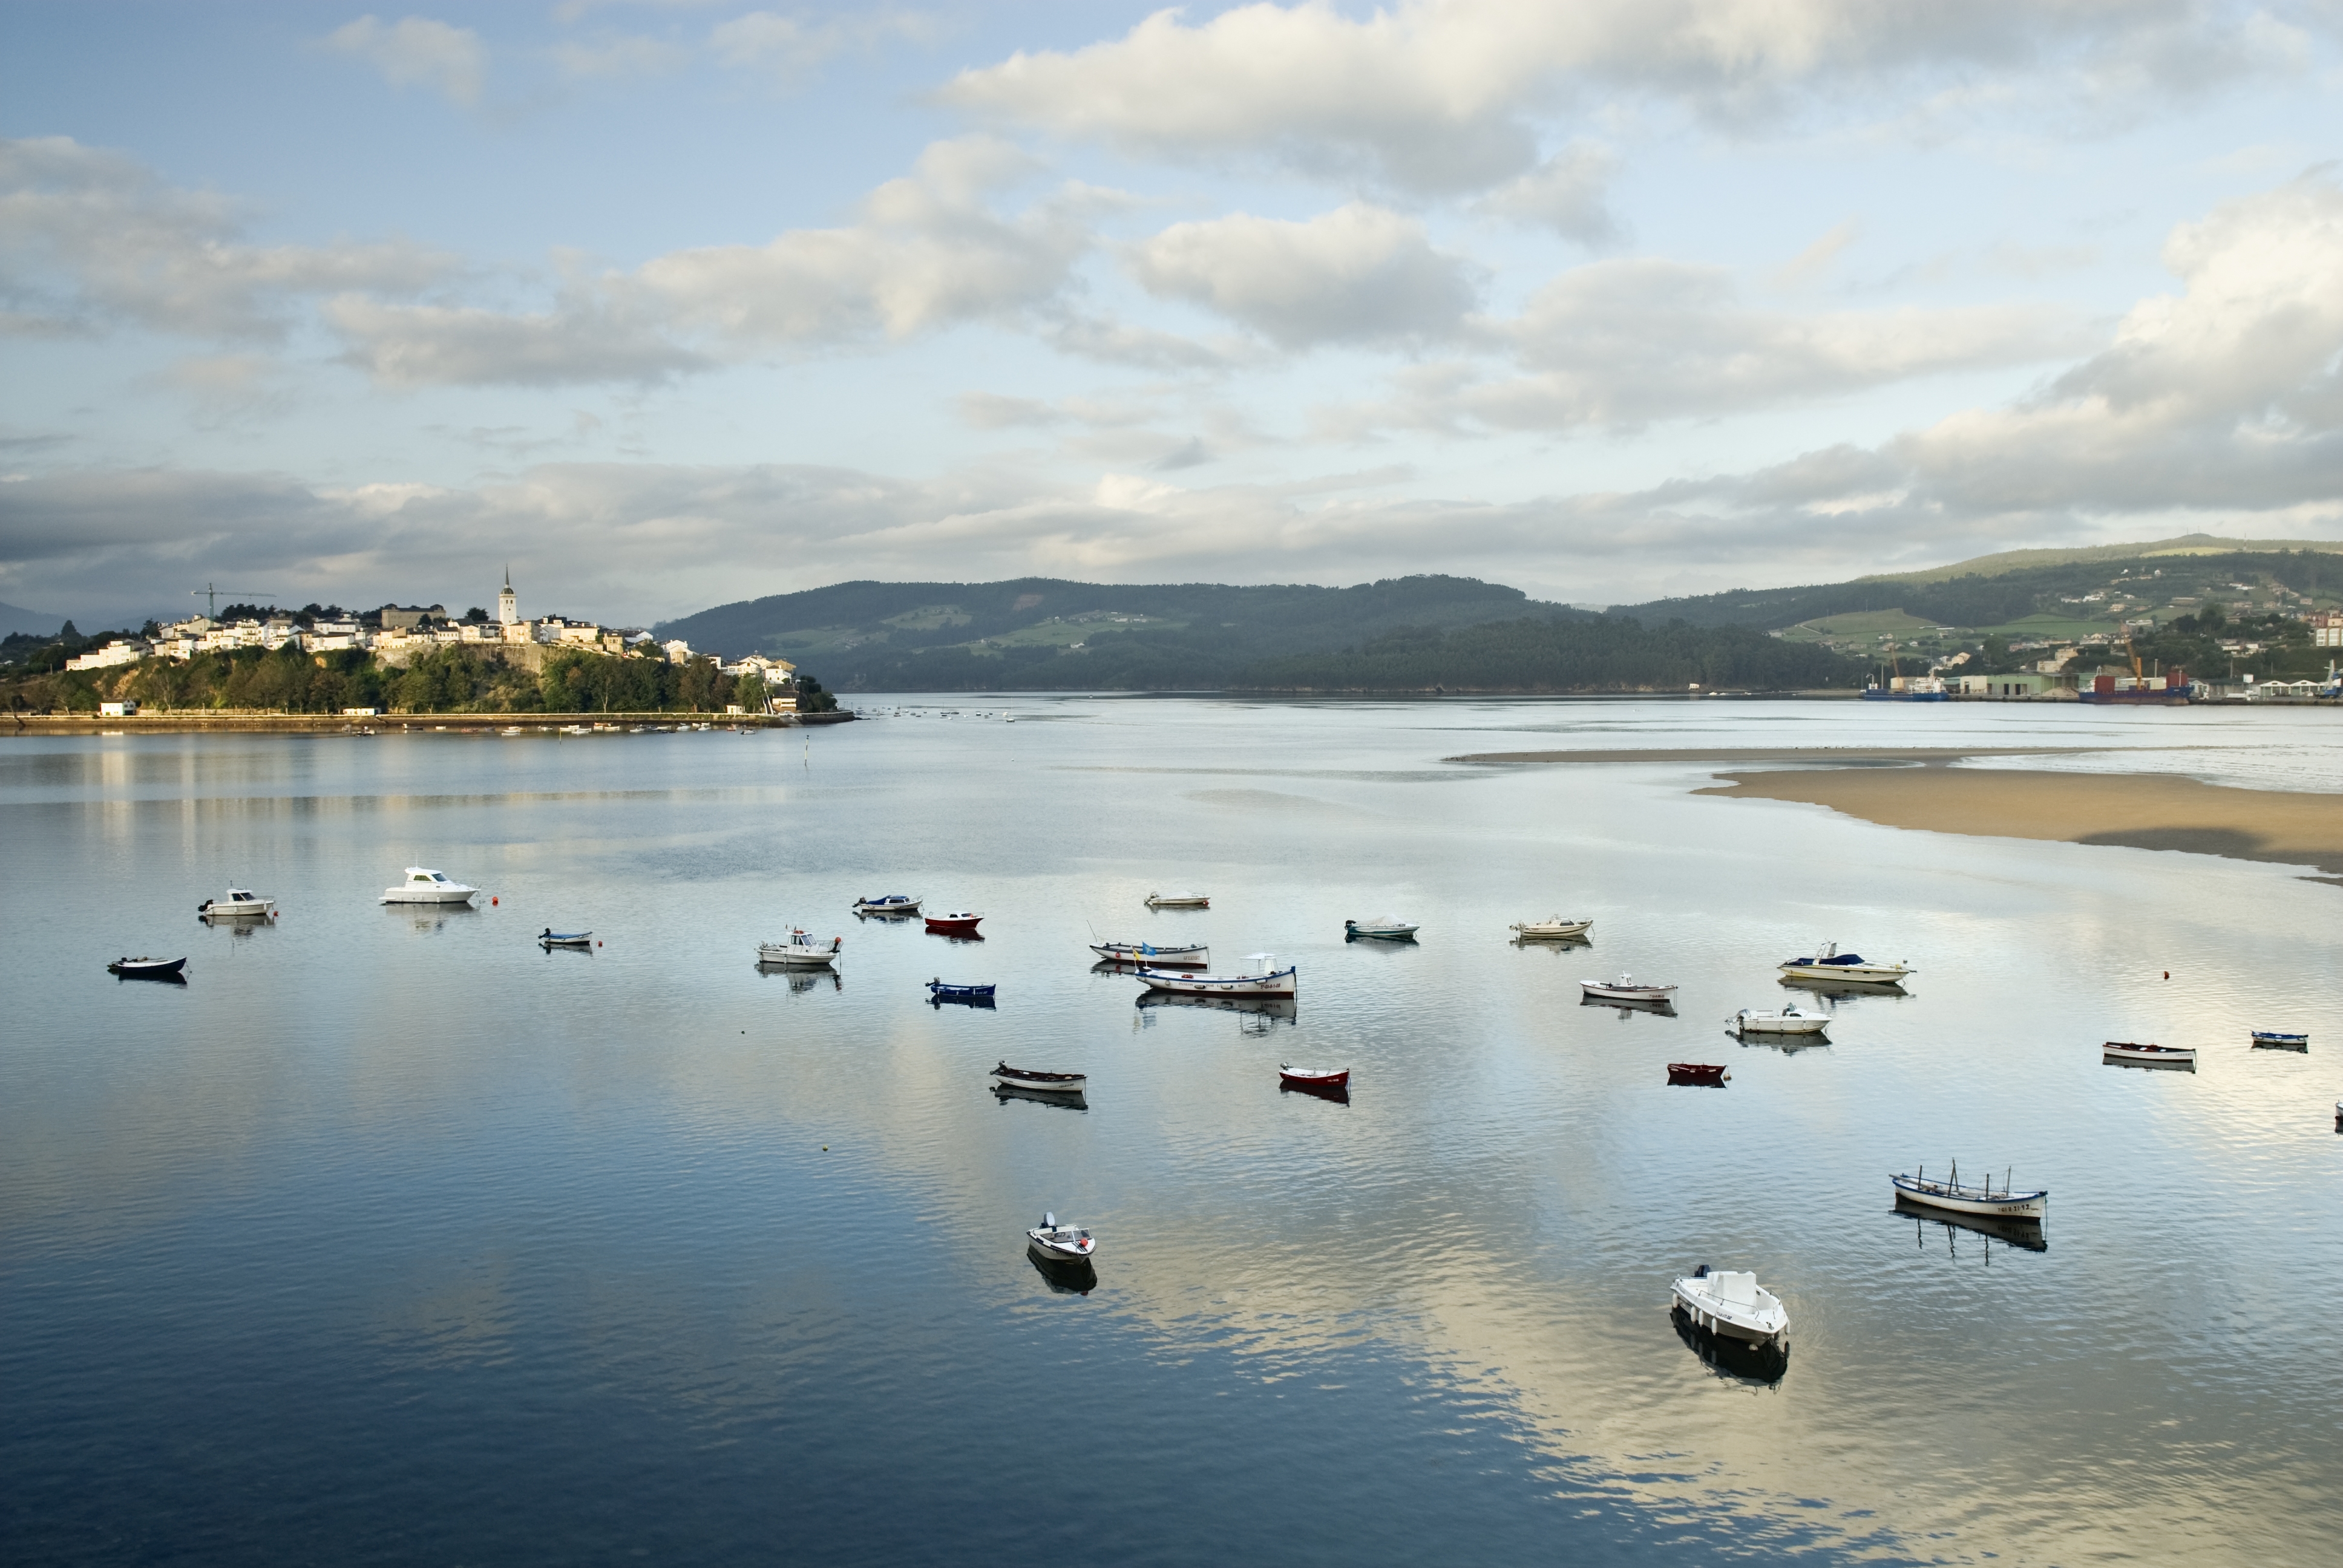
[1449, 745, 2109, 766]
[1697, 768, 2343, 883]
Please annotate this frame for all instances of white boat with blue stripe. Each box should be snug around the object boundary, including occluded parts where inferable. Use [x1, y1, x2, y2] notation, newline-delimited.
[1135, 954, 1295, 998]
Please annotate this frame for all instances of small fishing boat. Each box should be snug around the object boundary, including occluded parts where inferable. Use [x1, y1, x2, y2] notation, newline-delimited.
[851, 893, 921, 916]
[1510, 916, 1592, 939]
[1027, 1212, 1096, 1264]
[925, 910, 983, 935]
[539, 929, 594, 949]
[197, 887, 275, 918]
[1582, 973, 1677, 1002]
[107, 955, 187, 979]
[2104, 1040, 2195, 1068]
[1671, 1265, 1789, 1346]
[2250, 1030, 2310, 1051]
[1090, 939, 1208, 967]
[1890, 1161, 2046, 1221]
[758, 929, 842, 968]
[1144, 890, 1209, 909]
[928, 979, 997, 1004]
[1777, 942, 1913, 984]
[1667, 1062, 1730, 1085]
[1136, 956, 1296, 998]
[1278, 1064, 1350, 1089]
[993, 1062, 1086, 1094]
[380, 867, 478, 905]
[1733, 1006, 1830, 1036]
[1345, 916, 1419, 940]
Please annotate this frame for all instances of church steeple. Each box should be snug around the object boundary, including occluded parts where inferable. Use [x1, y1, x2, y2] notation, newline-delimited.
[497, 566, 518, 626]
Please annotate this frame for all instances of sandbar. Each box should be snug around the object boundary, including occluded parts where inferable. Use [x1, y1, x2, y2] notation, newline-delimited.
[1697, 768, 2343, 883]
[1449, 745, 2108, 766]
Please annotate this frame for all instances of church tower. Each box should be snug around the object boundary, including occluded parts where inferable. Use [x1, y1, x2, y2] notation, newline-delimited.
[498, 566, 518, 626]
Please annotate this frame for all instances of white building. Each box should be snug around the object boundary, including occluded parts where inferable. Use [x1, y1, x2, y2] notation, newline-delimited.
[2313, 612, 2343, 648]
[65, 639, 150, 671]
[499, 568, 519, 626]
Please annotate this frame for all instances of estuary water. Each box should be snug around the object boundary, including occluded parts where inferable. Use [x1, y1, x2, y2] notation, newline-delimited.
[4, 698, 2340, 1566]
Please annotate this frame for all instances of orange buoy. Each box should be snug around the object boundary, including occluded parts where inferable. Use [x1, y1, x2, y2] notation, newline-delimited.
[491, 896, 499, 906]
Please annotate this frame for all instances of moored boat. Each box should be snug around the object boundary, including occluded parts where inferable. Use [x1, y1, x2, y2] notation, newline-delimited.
[1890, 1162, 2046, 1221]
[1136, 956, 1296, 998]
[1277, 1063, 1349, 1088]
[380, 866, 478, 905]
[925, 910, 983, 935]
[539, 929, 594, 949]
[197, 887, 275, 918]
[107, 955, 187, 979]
[758, 929, 841, 967]
[928, 979, 996, 1004]
[2250, 1030, 2309, 1051]
[994, 1062, 1085, 1094]
[1777, 942, 1913, 984]
[1667, 1062, 1730, 1085]
[1510, 915, 1592, 939]
[2104, 1040, 2195, 1068]
[1670, 1265, 1788, 1345]
[1026, 1212, 1096, 1264]
[1144, 890, 1209, 909]
[1090, 939, 1208, 967]
[851, 893, 921, 917]
[1734, 1005, 1829, 1036]
[1345, 916, 1418, 940]
[1582, 973, 1677, 1002]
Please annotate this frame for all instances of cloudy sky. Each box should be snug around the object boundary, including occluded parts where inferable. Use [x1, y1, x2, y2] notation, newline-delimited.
[4, 1, 2341, 628]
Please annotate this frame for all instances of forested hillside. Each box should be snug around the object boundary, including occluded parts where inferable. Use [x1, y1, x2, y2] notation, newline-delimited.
[1231, 616, 1862, 693]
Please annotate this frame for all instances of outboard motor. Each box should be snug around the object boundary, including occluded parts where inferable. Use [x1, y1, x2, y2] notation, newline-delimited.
[1693, 1263, 1709, 1278]
[1043, 1212, 1055, 1230]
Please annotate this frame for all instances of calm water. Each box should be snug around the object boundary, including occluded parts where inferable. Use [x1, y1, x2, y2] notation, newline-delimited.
[4, 699, 2339, 1566]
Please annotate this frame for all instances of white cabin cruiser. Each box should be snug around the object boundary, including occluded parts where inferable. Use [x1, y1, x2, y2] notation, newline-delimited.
[759, 929, 842, 968]
[1891, 1163, 2046, 1221]
[1136, 955, 1296, 998]
[1026, 1212, 1096, 1264]
[1582, 973, 1677, 1002]
[1671, 1266, 1789, 1345]
[198, 887, 275, 918]
[1734, 1005, 1830, 1036]
[1778, 942, 1913, 984]
[379, 867, 477, 905]
[1510, 916, 1593, 939]
[1144, 890, 1210, 909]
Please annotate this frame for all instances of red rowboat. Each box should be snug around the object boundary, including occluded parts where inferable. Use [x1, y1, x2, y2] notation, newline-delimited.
[1278, 1064, 1349, 1088]
[925, 910, 983, 935]
[1666, 1062, 1730, 1085]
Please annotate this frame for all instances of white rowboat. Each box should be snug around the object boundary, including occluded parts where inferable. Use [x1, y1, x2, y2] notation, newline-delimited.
[1136, 955, 1296, 998]
[1734, 1006, 1830, 1036]
[1510, 916, 1592, 939]
[1891, 1165, 2046, 1221]
[1671, 1267, 1788, 1345]
[994, 1063, 1086, 1094]
[2104, 1040, 2195, 1068]
[1145, 890, 1210, 909]
[1582, 973, 1677, 1002]
[1091, 939, 1208, 966]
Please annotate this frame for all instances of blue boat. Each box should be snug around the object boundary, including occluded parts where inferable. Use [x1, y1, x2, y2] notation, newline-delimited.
[2250, 1030, 2309, 1050]
[853, 893, 922, 917]
[928, 979, 996, 1007]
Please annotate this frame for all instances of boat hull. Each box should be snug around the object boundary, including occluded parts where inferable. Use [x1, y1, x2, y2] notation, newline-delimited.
[758, 949, 836, 968]
[1889, 1175, 2045, 1220]
[108, 957, 187, 979]
[1512, 920, 1592, 939]
[1137, 965, 1296, 998]
[1144, 893, 1208, 908]
[1778, 962, 1910, 983]
[198, 898, 274, 918]
[381, 889, 476, 904]
[852, 897, 921, 916]
[1735, 1013, 1829, 1035]
[2103, 1042, 2195, 1068]
[1582, 983, 1676, 1002]
[1090, 942, 1208, 966]
[1670, 1279, 1789, 1344]
[2250, 1032, 2309, 1050]
[1277, 1067, 1349, 1088]
[1667, 1063, 1729, 1085]
[994, 1067, 1086, 1094]
[1345, 923, 1418, 940]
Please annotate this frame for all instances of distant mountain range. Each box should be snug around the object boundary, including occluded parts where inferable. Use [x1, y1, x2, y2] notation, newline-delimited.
[0, 601, 65, 639]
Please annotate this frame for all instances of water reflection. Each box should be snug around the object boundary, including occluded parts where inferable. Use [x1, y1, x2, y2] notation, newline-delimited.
[384, 905, 480, 935]
[992, 1083, 1087, 1112]
[1510, 933, 1592, 955]
[761, 968, 841, 994]
[1777, 973, 1909, 1002]
[1892, 1197, 2050, 1255]
[1584, 995, 1675, 1018]
[1278, 1079, 1351, 1106]
[1134, 991, 1297, 1024]
[1026, 1250, 1098, 1296]
[1671, 1306, 1789, 1388]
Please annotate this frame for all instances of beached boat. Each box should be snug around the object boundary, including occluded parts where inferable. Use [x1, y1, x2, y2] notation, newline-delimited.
[2103, 1040, 2195, 1068]
[1278, 1064, 1350, 1089]
[1144, 891, 1209, 909]
[928, 979, 996, 1004]
[925, 910, 983, 935]
[1026, 1212, 1096, 1264]
[539, 929, 593, 949]
[758, 929, 841, 967]
[1136, 956, 1296, 998]
[993, 1062, 1086, 1094]
[197, 887, 274, 918]
[1667, 1062, 1730, 1085]
[380, 866, 477, 905]
[2250, 1030, 2309, 1051]
[1582, 973, 1677, 1002]
[108, 955, 187, 979]
[1777, 943, 1913, 984]
[851, 893, 921, 916]
[1510, 916, 1593, 939]
[1734, 1005, 1830, 1036]
[1090, 939, 1208, 967]
[1345, 916, 1419, 940]
[1671, 1266, 1789, 1346]
[1890, 1163, 2046, 1221]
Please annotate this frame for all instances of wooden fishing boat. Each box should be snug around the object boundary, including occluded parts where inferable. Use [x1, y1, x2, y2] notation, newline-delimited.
[993, 1062, 1085, 1094]
[1582, 973, 1677, 1002]
[1510, 916, 1592, 939]
[925, 910, 983, 935]
[2104, 1040, 2195, 1068]
[107, 955, 186, 979]
[1026, 1212, 1096, 1264]
[1777, 942, 1913, 984]
[758, 929, 841, 967]
[851, 893, 921, 916]
[1345, 916, 1418, 940]
[2250, 1030, 2309, 1051]
[1090, 939, 1208, 967]
[539, 929, 593, 949]
[928, 979, 996, 1004]
[1667, 1062, 1729, 1085]
[1734, 1005, 1829, 1036]
[1671, 1265, 1788, 1346]
[1277, 1064, 1349, 1088]
[1890, 1162, 2046, 1221]
[1144, 890, 1208, 909]
[197, 887, 274, 918]
[1136, 956, 1296, 998]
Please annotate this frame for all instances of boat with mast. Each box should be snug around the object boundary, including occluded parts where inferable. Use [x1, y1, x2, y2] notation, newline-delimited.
[1890, 1160, 2046, 1221]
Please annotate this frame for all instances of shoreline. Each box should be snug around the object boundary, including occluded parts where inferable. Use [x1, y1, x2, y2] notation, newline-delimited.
[4, 710, 852, 734]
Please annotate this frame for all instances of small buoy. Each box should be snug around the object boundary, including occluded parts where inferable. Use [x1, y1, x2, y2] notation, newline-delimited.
[2163, 970, 2169, 979]
[491, 896, 498, 906]
[822, 1146, 828, 1151]
[597, 941, 602, 947]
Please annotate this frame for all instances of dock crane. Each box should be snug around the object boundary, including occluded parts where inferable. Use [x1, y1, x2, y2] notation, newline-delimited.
[189, 583, 276, 618]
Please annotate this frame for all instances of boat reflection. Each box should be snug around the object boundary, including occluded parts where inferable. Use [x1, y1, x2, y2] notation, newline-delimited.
[1893, 1196, 2048, 1254]
[1583, 994, 1674, 1018]
[1778, 971, 1907, 999]
[926, 930, 985, 945]
[1671, 1306, 1788, 1388]
[929, 992, 995, 1010]
[1135, 991, 1297, 1024]
[1026, 1249, 1098, 1296]
[1735, 1032, 1829, 1056]
[756, 966, 839, 993]
[1279, 1078, 1350, 1106]
[1512, 934, 1592, 955]
[993, 1083, 1086, 1112]
[386, 905, 479, 933]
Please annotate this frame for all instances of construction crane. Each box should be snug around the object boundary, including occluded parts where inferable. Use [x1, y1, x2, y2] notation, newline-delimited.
[189, 583, 276, 618]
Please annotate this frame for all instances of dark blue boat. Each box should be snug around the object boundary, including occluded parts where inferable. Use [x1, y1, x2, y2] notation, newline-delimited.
[928, 978, 996, 1007]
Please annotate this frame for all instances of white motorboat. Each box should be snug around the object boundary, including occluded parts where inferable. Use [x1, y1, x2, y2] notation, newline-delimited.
[1345, 916, 1419, 939]
[1734, 1005, 1830, 1036]
[539, 929, 593, 949]
[1581, 973, 1677, 1002]
[1891, 1162, 2046, 1221]
[379, 867, 477, 905]
[1091, 939, 1208, 967]
[1671, 1266, 1789, 1345]
[1144, 890, 1210, 909]
[993, 1062, 1086, 1094]
[1777, 942, 1913, 984]
[1510, 916, 1592, 939]
[2103, 1040, 2196, 1068]
[197, 887, 275, 918]
[759, 929, 842, 968]
[1136, 955, 1296, 998]
[851, 893, 921, 916]
[1027, 1212, 1096, 1264]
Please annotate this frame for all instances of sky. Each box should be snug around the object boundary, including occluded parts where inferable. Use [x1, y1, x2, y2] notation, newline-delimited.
[2, 1, 2341, 630]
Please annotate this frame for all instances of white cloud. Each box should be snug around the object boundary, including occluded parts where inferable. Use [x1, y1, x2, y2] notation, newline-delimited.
[1470, 143, 1620, 244]
[0, 136, 457, 341]
[552, 33, 692, 80]
[323, 15, 488, 106]
[324, 294, 709, 387]
[1126, 203, 1478, 347]
[710, 9, 938, 83]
